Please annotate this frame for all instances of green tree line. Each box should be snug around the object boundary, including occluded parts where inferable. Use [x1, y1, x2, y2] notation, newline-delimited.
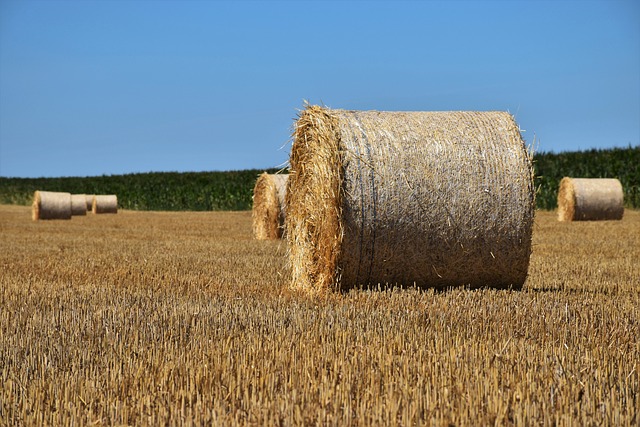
[0, 169, 280, 211]
[1, 146, 638, 211]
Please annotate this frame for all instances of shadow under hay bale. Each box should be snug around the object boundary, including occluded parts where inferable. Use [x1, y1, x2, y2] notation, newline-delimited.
[92, 195, 118, 214]
[32, 191, 72, 220]
[252, 173, 289, 240]
[286, 105, 535, 294]
[71, 194, 88, 216]
[557, 177, 624, 221]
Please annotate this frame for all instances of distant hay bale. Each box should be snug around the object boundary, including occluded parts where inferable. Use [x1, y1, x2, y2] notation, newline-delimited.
[32, 191, 72, 220]
[557, 177, 624, 221]
[71, 194, 88, 216]
[85, 195, 95, 212]
[92, 195, 118, 214]
[286, 105, 535, 294]
[252, 173, 289, 240]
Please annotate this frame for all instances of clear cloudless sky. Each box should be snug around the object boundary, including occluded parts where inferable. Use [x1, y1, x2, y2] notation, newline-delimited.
[0, 0, 638, 178]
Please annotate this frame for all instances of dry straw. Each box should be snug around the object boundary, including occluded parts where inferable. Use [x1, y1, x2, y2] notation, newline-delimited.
[557, 177, 624, 221]
[85, 195, 95, 212]
[252, 173, 289, 240]
[71, 194, 88, 216]
[286, 105, 535, 294]
[32, 191, 72, 220]
[92, 195, 118, 214]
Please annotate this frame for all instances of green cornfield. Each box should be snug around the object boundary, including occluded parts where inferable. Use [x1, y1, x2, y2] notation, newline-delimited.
[0, 169, 280, 211]
[1, 147, 638, 211]
[534, 146, 639, 209]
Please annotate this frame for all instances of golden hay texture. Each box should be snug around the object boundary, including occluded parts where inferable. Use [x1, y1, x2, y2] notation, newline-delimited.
[70, 194, 88, 216]
[92, 195, 118, 214]
[31, 190, 72, 220]
[252, 173, 289, 240]
[557, 177, 624, 221]
[286, 105, 535, 293]
[85, 195, 95, 212]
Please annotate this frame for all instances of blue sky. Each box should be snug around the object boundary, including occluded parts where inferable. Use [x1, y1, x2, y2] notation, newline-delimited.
[1, 0, 638, 178]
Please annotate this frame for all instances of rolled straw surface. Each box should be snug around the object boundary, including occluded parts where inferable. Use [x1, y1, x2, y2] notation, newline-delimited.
[286, 105, 535, 293]
[85, 195, 95, 212]
[252, 173, 289, 239]
[32, 191, 72, 220]
[557, 177, 624, 221]
[92, 195, 118, 214]
[71, 194, 88, 216]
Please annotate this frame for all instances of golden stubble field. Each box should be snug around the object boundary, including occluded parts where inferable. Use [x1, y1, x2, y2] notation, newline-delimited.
[1, 205, 638, 426]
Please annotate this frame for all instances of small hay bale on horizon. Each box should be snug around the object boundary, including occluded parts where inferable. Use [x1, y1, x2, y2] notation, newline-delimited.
[252, 173, 289, 240]
[557, 177, 624, 221]
[286, 105, 535, 294]
[71, 194, 88, 216]
[92, 195, 118, 214]
[32, 191, 72, 220]
[85, 195, 95, 212]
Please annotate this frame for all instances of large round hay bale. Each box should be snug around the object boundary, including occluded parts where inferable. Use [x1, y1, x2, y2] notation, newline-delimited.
[85, 195, 95, 212]
[286, 105, 535, 293]
[32, 191, 72, 220]
[92, 195, 118, 214]
[252, 173, 289, 240]
[557, 177, 624, 221]
[70, 194, 88, 216]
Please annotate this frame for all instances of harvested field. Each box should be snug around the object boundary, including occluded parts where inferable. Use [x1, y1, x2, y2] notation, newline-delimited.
[0, 205, 638, 425]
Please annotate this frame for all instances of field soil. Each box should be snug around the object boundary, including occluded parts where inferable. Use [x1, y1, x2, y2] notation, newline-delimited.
[1, 205, 638, 425]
